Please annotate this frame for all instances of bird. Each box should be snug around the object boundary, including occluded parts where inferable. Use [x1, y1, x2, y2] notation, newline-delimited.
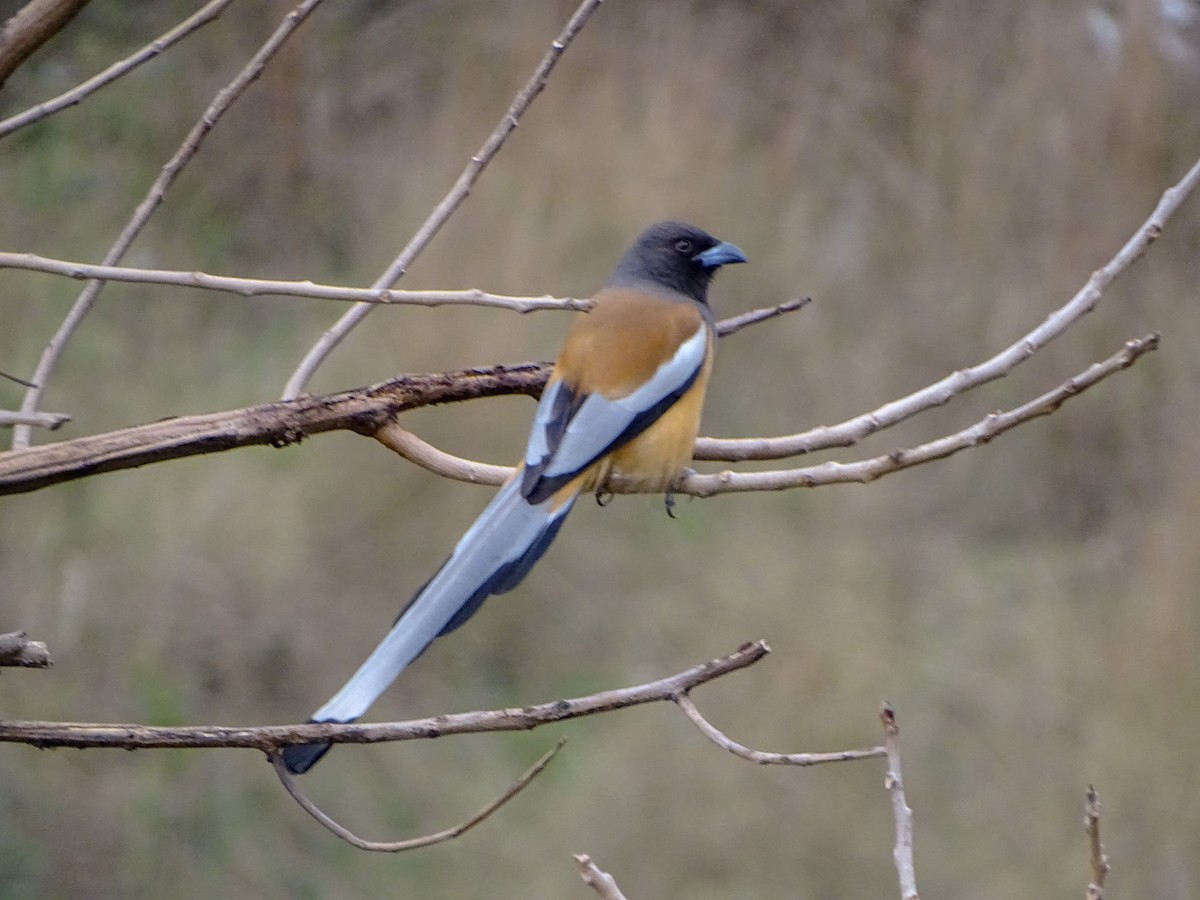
[281, 221, 746, 774]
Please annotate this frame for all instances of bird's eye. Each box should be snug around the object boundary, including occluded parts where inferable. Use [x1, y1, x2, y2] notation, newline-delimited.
[674, 239, 694, 254]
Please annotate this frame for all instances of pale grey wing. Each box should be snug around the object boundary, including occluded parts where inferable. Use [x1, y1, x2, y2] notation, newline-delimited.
[521, 323, 708, 504]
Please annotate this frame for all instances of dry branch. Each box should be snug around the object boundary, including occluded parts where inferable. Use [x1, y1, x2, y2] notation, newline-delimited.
[0, 409, 68, 429]
[881, 704, 919, 900]
[280, 0, 607, 399]
[675, 692, 885, 766]
[359, 333, 1160, 495]
[0, 363, 545, 496]
[270, 739, 565, 852]
[1085, 785, 1110, 900]
[695, 153, 1200, 462]
[0, 0, 233, 139]
[11, 0, 327, 451]
[0, 641, 769, 751]
[0, 253, 590, 312]
[575, 854, 630, 900]
[0, 631, 52, 668]
[0, 298, 806, 497]
[0, 0, 91, 87]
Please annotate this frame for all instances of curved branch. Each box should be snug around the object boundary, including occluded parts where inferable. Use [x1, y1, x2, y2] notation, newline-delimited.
[0, 641, 770, 750]
[270, 739, 565, 852]
[0, 0, 233, 139]
[11, 0, 327, 451]
[679, 333, 1158, 496]
[366, 333, 1160, 495]
[280, 0, 606, 400]
[674, 692, 885, 766]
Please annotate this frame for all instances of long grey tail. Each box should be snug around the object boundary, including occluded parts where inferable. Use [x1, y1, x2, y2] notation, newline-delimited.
[281, 475, 576, 774]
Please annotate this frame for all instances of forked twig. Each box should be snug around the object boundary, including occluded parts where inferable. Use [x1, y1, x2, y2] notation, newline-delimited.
[269, 738, 565, 852]
[365, 333, 1160, 494]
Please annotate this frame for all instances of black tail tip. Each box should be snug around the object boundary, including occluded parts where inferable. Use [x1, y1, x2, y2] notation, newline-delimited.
[279, 732, 334, 775]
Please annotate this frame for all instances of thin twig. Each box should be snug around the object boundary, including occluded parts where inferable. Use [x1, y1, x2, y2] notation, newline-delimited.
[880, 703, 919, 900]
[0, 631, 52, 668]
[693, 153, 1200, 462]
[575, 854, 630, 900]
[1085, 785, 1110, 900]
[0, 253, 590, 312]
[0, 0, 234, 139]
[0, 368, 38, 388]
[715, 297, 811, 338]
[269, 738, 565, 852]
[12, 0, 327, 451]
[280, 0, 607, 399]
[0, 641, 769, 750]
[0, 409, 69, 429]
[674, 692, 885, 766]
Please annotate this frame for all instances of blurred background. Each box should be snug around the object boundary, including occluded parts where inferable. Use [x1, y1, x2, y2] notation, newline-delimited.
[1, 0, 1198, 897]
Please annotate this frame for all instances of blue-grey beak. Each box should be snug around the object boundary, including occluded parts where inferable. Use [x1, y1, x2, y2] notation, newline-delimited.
[693, 240, 747, 269]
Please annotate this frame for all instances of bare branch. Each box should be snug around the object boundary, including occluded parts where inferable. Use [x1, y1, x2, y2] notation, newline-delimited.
[375, 421, 512, 486]
[0, 631, 52, 668]
[368, 333, 1160, 495]
[694, 154, 1200, 462]
[12, 0, 327, 451]
[679, 333, 1159, 496]
[269, 738, 565, 853]
[0, 409, 68, 429]
[0, 297, 808, 497]
[0, 363, 547, 496]
[880, 704, 919, 900]
[280, 0, 607, 399]
[715, 296, 811, 338]
[0, 641, 769, 750]
[575, 854, 630, 900]
[1085, 785, 1110, 900]
[0, 0, 91, 88]
[0, 252, 589, 312]
[674, 692, 885, 766]
[0, 0, 234, 139]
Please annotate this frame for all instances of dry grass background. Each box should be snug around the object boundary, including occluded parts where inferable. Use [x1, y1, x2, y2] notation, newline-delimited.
[1, 0, 1199, 897]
